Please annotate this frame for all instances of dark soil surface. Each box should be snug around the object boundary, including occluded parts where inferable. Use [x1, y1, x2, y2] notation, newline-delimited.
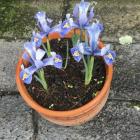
[26, 39, 106, 111]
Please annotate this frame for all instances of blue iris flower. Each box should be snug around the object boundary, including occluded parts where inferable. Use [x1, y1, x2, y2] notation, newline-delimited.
[52, 0, 103, 54]
[50, 14, 77, 37]
[35, 11, 53, 34]
[104, 50, 116, 65]
[20, 65, 37, 84]
[69, 1, 115, 65]
[71, 42, 92, 62]
[51, 0, 95, 36]
[71, 43, 116, 65]
[94, 44, 116, 65]
[20, 42, 63, 84]
[31, 31, 46, 48]
[73, 0, 94, 28]
[85, 21, 103, 51]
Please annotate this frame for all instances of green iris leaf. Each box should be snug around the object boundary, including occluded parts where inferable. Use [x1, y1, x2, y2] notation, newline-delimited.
[72, 34, 80, 46]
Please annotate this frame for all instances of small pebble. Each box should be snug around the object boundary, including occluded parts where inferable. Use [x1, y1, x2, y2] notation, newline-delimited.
[58, 38, 61, 41]
[94, 78, 97, 81]
[97, 81, 103, 84]
[49, 104, 54, 109]
[68, 84, 73, 88]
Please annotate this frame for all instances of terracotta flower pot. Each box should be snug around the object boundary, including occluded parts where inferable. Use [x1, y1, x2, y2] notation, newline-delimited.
[16, 29, 113, 126]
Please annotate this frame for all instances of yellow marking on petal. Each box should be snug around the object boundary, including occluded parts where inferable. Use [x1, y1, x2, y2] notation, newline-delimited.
[34, 37, 39, 42]
[107, 53, 113, 59]
[22, 73, 28, 80]
[73, 51, 80, 57]
[63, 23, 70, 28]
[54, 57, 62, 63]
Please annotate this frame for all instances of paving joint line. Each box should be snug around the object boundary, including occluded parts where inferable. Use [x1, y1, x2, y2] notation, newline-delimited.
[31, 110, 39, 140]
[0, 91, 19, 97]
[61, 0, 70, 21]
[0, 37, 27, 41]
[108, 98, 140, 103]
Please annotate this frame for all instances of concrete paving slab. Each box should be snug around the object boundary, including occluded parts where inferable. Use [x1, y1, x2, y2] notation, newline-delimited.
[0, 0, 63, 39]
[0, 39, 23, 92]
[110, 44, 140, 100]
[0, 95, 33, 140]
[36, 101, 140, 140]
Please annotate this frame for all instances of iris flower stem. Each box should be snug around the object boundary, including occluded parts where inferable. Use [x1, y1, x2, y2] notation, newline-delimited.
[84, 30, 90, 69]
[42, 43, 48, 55]
[81, 30, 94, 86]
[80, 29, 89, 86]
[64, 40, 69, 69]
[86, 56, 94, 85]
[82, 55, 89, 85]
[80, 29, 82, 41]
[35, 69, 48, 92]
[46, 39, 51, 57]
[85, 30, 94, 85]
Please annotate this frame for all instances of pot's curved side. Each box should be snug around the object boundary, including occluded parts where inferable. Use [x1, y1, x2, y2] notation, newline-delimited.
[40, 90, 110, 126]
[16, 59, 112, 126]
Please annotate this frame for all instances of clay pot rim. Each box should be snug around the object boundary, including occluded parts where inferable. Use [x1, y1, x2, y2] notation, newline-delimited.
[16, 29, 113, 118]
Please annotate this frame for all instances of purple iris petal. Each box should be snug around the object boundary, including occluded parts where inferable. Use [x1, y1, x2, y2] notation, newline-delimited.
[78, 43, 92, 55]
[26, 65, 38, 74]
[73, 4, 79, 19]
[71, 42, 93, 62]
[62, 20, 70, 29]
[110, 50, 116, 58]
[22, 52, 33, 64]
[73, 0, 94, 28]
[35, 11, 52, 33]
[34, 60, 44, 69]
[65, 14, 79, 28]
[24, 42, 47, 68]
[22, 52, 29, 60]
[86, 22, 103, 50]
[24, 42, 36, 61]
[94, 44, 110, 56]
[43, 57, 54, 66]
[88, 7, 94, 21]
[71, 46, 82, 62]
[36, 49, 45, 60]
[99, 23, 104, 32]
[31, 31, 45, 48]
[69, 20, 79, 28]
[104, 50, 116, 65]
[50, 22, 61, 33]
[20, 65, 37, 84]
[51, 20, 74, 37]
[78, 1, 90, 27]
[54, 55, 63, 69]
[20, 70, 33, 84]
[83, 47, 92, 55]
[51, 13, 79, 37]
[61, 20, 72, 36]
[42, 52, 63, 69]
[47, 18, 53, 25]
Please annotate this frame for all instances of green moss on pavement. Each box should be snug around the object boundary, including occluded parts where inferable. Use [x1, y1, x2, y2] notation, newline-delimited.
[0, 0, 63, 39]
